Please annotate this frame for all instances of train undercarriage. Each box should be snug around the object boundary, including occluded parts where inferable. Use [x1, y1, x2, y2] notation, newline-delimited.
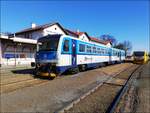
[32, 63, 57, 79]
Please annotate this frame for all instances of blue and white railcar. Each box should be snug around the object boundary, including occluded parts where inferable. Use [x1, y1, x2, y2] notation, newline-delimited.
[34, 34, 125, 78]
[110, 48, 125, 63]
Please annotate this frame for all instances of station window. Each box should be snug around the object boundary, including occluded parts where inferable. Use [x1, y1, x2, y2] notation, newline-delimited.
[63, 40, 69, 52]
[79, 44, 85, 52]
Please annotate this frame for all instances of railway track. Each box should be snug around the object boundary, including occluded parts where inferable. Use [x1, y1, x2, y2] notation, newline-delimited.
[0, 77, 50, 94]
[1, 63, 137, 112]
[106, 65, 143, 113]
[1, 63, 133, 94]
[58, 64, 140, 113]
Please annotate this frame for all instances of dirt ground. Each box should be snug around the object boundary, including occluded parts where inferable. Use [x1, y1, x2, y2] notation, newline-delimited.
[0, 63, 132, 113]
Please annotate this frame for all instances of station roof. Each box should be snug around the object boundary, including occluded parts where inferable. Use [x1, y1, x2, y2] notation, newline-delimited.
[63, 30, 111, 45]
[0, 34, 9, 39]
[10, 37, 37, 44]
[0, 34, 37, 44]
[13, 22, 112, 45]
[89, 36, 111, 45]
[15, 22, 68, 35]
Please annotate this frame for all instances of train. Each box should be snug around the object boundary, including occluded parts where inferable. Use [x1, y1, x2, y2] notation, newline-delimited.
[32, 34, 125, 79]
[133, 51, 149, 64]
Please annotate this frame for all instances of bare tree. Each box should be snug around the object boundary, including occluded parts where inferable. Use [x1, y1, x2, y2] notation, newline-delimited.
[120, 41, 132, 56]
[114, 43, 124, 49]
[99, 34, 117, 47]
[115, 41, 132, 56]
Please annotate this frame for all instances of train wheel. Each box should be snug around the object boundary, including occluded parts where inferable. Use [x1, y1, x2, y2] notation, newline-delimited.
[71, 67, 79, 74]
[79, 65, 86, 72]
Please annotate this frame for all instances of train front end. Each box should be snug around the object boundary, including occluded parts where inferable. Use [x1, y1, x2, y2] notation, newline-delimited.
[133, 51, 148, 64]
[34, 35, 61, 79]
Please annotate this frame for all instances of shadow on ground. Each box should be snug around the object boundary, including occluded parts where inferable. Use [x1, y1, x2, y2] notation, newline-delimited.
[11, 69, 34, 75]
[10, 63, 114, 79]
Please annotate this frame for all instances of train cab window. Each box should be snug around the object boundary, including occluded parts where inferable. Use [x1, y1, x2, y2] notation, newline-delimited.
[63, 40, 69, 52]
[38, 35, 60, 51]
[133, 51, 144, 57]
[79, 44, 85, 52]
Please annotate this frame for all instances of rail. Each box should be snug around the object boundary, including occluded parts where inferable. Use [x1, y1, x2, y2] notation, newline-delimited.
[106, 65, 142, 113]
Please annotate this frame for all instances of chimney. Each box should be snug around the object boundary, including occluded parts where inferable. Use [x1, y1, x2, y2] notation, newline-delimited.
[77, 29, 80, 33]
[31, 23, 36, 28]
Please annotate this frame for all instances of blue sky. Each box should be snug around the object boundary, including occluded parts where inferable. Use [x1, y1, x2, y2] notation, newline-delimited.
[1, 0, 149, 52]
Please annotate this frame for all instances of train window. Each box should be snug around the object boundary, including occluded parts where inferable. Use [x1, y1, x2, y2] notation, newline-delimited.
[87, 46, 91, 53]
[79, 44, 85, 52]
[105, 49, 108, 54]
[133, 51, 144, 57]
[107, 49, 109, 54]
[104, 49, 106, 54]
[113, 51, 114, 55]
[102, 49, 104, 54]
[97, 48, 101, 54]
[63, 40, 69, 52]
[118, 52, 120, 57]
[93, 47, 96, 53]
[100, 48, 103, 54]
[103, 49, 105, 54]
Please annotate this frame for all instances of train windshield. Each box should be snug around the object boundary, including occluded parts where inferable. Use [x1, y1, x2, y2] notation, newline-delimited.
[38, 35, 60, 51]
[133, 51, 144, 56]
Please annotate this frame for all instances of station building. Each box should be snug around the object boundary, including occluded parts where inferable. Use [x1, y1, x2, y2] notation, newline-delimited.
[0, 34, 37, 66]
[0, 22, 111, 67]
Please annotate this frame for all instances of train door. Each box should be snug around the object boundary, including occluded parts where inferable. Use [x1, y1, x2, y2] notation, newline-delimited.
[119, 51, 121, 62]
[72, 39, 77, 66]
